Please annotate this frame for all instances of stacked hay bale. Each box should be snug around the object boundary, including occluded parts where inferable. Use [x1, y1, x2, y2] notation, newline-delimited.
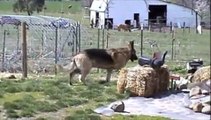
[117, 65, 170, 97]
[191, 66, 210, 83]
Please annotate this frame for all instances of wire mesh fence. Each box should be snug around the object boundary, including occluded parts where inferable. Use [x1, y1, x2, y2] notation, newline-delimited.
[0, 15, 209, 76]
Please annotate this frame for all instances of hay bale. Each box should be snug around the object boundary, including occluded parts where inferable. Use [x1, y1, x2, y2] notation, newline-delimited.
[117, 68, 128, 94]
[117, 65, 169, 97]
[191, 66, 210, 83]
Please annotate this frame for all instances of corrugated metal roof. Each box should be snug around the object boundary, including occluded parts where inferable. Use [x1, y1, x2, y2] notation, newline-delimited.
[90, 0, 198, 13]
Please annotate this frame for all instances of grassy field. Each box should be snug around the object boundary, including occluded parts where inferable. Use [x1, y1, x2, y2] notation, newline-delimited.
[0, 0, 210, 120]
[0, 72, 169, 120]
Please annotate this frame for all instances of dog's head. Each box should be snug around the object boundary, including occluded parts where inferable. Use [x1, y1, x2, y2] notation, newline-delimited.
[128, 41, 138, 62]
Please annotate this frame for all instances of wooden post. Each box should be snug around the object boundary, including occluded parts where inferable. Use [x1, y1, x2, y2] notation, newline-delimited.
[195, 11, 198, 34]
[78, 23, 81, 52]
[106, 28, 109, 48]
[102, 28, 105, 49]
[22, 22, 27, 78]
[170, 22, 172, 33]
[183, 22, 185, 34]
[54, 27, 58, 75]
[140, 23, 144, 56]
[1, 30, 6, 72]
[171, 39, 175, 60]
[171, 30, 175, 60]
[97, 28, 100, 73]
[41, 29, 44, 54]
[97, 28, 100, 49]
[72, 27, 75, 56]
[75, 22, 78, 54]
[16, 26, 20, 53]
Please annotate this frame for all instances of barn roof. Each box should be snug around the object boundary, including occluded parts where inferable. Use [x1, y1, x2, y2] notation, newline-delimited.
[90, 0, 199, 15]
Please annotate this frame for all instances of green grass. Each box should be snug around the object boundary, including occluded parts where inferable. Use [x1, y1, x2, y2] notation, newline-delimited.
[44, 1, 81, 14]
[0, 0, 81, 15]
[0, 1, 210, 120]
[0, 0, 15, 12]
[0, 74, 169, 120]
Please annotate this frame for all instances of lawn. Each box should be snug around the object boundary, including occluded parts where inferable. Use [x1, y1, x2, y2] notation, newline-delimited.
[0, 0, 210, 120]
[0, 72, 169, 120]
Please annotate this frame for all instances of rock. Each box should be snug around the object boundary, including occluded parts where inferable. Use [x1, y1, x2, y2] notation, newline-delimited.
[192, 102, 204, 112]
[7, 75, 16, 79]
[201, 104, 211, 114]
[110, 101, 125, 112]
[188, 79, 211, 93]
[189, 86, 202, 97]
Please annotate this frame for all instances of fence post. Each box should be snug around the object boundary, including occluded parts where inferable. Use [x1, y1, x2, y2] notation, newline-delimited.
[170, 22, 172, 33]
[195, 11, 198, 34]
[16, 26, 20, 53]
[183, 22, 185, 34]
[75, 22, 78, 54]
[72, 25, 75, 56]
[97, 28, 100, 73]
[1, 30, 7, 72]
[41, 29, 44, 54]
[97, 28, 100, 49]
[54, 26, 58, 75]
[78, 23, 81, 52]
[102, 28, 105, 49]
[22, 22, 27, 78]
[140, 23, 144, 56]
[106, 21, 109, 48]
[171, 30, 175, 60]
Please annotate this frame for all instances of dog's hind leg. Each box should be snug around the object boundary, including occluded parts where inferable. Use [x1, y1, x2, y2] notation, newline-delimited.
[68, 59, 81, 85]
[79, 69, 91, 85]
[69, 71, 75, 85]
[69, 68, 81, 85]
[106, 69, 113, 82]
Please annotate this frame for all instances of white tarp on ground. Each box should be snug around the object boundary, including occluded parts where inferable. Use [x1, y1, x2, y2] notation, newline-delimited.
[94, 92, 210, 120]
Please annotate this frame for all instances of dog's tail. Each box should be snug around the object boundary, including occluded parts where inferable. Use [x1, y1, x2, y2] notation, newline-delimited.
[69, 58, 82, 85]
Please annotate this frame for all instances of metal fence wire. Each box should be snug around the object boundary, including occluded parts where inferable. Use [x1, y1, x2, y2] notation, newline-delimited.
[0, 15, 92, 74]
[0, 15, 209, 75]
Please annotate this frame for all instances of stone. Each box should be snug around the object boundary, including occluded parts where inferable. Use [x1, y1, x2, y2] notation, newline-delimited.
[7, 75, 16, 79]
[189, 86, 202, 97]
[192, 102, 203, 112]
[188, 80, 211, 93]
[110, 101, 125, 112]
[201, 104, 211, 114]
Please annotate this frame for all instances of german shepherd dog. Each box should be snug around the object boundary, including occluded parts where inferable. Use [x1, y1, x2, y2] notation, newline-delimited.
[64, 41, 138, 85]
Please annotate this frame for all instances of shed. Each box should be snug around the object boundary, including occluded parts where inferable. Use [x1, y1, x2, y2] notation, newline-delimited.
[89, 0, 201, 29]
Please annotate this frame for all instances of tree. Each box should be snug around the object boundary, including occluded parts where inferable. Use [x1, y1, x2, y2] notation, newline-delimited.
[13, 0, 45, 16]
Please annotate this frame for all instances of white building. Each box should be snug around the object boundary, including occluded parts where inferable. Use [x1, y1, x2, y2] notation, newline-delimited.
[90, 0, 201, 29]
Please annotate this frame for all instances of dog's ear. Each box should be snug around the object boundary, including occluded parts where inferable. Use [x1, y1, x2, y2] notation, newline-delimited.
[128, 41, 134, 49]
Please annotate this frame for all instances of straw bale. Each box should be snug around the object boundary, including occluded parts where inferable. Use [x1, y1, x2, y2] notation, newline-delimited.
[117, 68, 128, 94]
[117, 65, 169, 97]
[154, 65, 170, 93]
[191, 66, 210, 83]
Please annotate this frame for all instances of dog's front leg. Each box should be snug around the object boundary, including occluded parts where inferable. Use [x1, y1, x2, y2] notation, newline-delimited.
[106, 69, 113, 82]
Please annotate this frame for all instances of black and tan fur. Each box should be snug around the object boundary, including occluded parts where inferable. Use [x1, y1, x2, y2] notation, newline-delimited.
[64, 41, 138, 85]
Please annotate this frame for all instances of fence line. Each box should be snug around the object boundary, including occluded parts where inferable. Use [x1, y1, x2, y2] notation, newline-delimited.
[0, 15, 209, 75]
